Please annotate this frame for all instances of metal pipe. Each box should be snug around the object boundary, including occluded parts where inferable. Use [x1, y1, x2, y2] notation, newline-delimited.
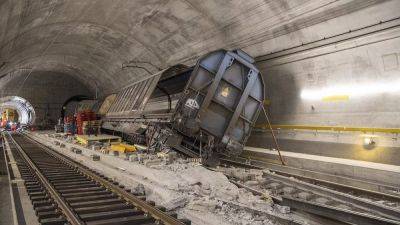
[256, 124, 400, 134]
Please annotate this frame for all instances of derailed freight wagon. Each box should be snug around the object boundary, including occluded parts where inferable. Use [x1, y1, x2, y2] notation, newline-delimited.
[103, 49, 265, 165]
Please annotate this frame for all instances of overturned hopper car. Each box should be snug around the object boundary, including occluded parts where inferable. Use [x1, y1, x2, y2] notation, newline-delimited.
[103, 49, 265, 165]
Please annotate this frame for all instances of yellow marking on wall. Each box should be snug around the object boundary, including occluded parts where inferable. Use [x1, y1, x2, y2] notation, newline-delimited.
[256, 124, 400, 134]
[322, 95, 349, 102]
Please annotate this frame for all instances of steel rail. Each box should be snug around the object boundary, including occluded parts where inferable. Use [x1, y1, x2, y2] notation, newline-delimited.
[6, 132, 84, 225]
[23, 133, 186, 225]
[230, 179, 400, 225]
[267, 169, 400, 203]
[221, 156, 400, 201]
[230, 177, 400, 225]
[255, 124, 400, 134]
[281, 196, 400, 225]
[267, 172, 400, 221]
[221, 157, 400, 223]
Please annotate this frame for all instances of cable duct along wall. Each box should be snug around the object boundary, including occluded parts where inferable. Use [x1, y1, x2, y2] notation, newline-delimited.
[0, 96, 35, 125]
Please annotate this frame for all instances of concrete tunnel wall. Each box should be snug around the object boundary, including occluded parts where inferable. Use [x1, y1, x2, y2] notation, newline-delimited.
[249, 2, 400, 164]
[0, 0, 399, 163]
[1, 0, 396, 97]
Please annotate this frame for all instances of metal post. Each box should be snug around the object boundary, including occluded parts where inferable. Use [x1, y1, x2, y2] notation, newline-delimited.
[262, 105, 285, 165]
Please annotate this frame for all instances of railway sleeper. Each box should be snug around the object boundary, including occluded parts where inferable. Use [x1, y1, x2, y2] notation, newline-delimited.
[50, 178, 89, 185]
[85, 214, 155, 225]
[52, 181, 97, 188]
[58, 186, 105, 194]
[47, 176, 89, 182]
[74, 203, 132, 214]
[65, 191, 114, 200]
[36, 210, 63, 220]
[54, 182, 99, 190]
[28, 191, 47, 198]
[70, 198, 126, 208]
[80, 208, 145, 221]
[39, 216, 68, 225]
[65, 193, 118, 203]
[8, 134, 191, 225]
[43, 171, 80, 177]
[35, 205, 58, 213]
[61, 190, 110, 198]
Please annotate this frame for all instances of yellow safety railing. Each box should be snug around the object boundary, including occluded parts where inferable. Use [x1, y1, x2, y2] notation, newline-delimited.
[255, 124, 400, 134]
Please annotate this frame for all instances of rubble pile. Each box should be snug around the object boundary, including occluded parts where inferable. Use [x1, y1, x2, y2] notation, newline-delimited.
[31, 131, 296, 225]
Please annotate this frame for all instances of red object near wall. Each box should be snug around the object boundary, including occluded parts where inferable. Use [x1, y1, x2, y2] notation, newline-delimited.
[75, 110, 97, 135]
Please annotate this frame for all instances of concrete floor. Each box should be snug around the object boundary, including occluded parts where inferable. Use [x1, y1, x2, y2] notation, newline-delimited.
[0, 177, 13, 225]
[248, 134, 400, 166]
[243, 146, 400, 187]
[1, 138, 40, 225]
[0, 145, 13, 225]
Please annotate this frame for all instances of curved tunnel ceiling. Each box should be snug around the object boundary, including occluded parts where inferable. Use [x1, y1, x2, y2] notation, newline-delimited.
[0, 0, 393, 96]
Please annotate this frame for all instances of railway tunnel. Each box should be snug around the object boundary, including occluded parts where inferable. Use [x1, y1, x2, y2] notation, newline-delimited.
[1, 1, 400, 225]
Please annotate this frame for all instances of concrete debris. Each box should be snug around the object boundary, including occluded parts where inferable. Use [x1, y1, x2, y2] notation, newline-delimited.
[282, 187, 296, 195]
[129, 154, 138, 161]
[100, 149, 109, 154]
[91, 145, 101, 151]
[249, 169, 264, 179]
[131, 183, 146, 195]
[137, 153, 148, 163]
[91, 154, 100, 161]
[224, 167, 253, 181]
[315, 197, 330, 204]
[215, 202, 277, 225]
[297, 192, 313, 201]
[244, 180, 260, 186]
[157, 151, 177, 164]
[66, 136, 75, 143]
[268, 183, 282, 190]
[223, 167, 264, 182]
[30, 131, 294, 225]
[144, 159, 163, 167]
[187, 197, 218, 211]
[275, 205, 290, 214]
[71, 147, 82, 154]
[336, 204, 352, 210]
[237, 188, 273, 209]
[117, 167, 126, 171]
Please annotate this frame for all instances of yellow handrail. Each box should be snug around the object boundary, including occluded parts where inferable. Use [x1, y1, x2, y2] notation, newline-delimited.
[256, 124, 400, 134]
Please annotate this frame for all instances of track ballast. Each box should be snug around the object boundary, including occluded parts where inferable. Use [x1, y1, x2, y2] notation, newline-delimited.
[4, 132, 190, 225]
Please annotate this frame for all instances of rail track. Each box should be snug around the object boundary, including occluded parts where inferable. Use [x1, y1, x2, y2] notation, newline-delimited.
[4, 132, 190, 225]
[5, 130, 400, 225]
[220, 157, 400, 225]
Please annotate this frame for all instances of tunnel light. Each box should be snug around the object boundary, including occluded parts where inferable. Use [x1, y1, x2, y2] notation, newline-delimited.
[300, 79, 400, 101]
[363, 137, 375, 146]
[361, 134, 377, 149]
[0, 96, 36, 125]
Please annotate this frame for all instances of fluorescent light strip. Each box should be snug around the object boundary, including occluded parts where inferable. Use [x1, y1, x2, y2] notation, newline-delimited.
[300, 80, 400, 100]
